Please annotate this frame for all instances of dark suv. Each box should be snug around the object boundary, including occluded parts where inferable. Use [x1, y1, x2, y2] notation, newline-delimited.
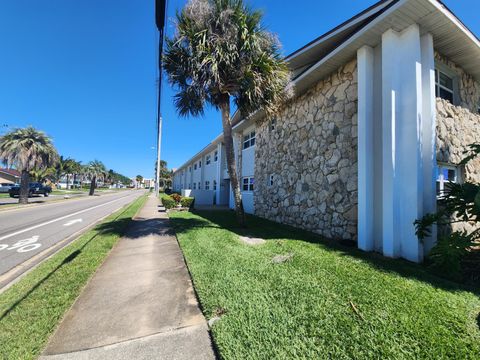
[9, 183, 52, 198]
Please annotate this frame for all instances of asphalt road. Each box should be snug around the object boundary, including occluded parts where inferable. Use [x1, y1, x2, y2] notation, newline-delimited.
[0, 190, 145, 289]
[0, 193, 87, 206]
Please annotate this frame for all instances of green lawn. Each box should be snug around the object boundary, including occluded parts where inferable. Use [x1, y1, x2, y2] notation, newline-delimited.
[169, 211, 480, 360]
[0, 193, 9, 198]
[0, 194, 147, 359]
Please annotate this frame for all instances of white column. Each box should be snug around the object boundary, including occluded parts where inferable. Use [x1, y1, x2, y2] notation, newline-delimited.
[381, 29, 399, 258]
[215, 143, 222, 205]
[420, 33, 437, 255]
[357, 45, 375, 252]
[381, 24, 426, 262]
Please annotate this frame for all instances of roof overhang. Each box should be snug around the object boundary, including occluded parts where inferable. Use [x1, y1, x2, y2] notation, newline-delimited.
[294, 0, 480, 94]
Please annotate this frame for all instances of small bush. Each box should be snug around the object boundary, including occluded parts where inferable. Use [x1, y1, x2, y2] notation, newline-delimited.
[180, 197, 195, 209]
[161, 195, 175, 209]
[170, 193, 182, 204]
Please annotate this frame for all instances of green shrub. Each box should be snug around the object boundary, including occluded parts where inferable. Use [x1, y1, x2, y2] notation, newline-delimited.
[180, 197, 195, 209]
[161, 195, 175, 209]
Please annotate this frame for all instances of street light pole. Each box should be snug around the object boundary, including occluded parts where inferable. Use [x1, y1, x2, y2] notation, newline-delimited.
[154, 0, 167, 196]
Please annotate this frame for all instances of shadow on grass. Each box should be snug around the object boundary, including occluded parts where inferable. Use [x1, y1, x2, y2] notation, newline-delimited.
[170, 210, 480, 297]
[0, 213, 136, 321]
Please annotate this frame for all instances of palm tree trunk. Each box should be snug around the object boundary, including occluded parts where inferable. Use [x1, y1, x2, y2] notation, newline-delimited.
[19, 170, 30, 204]
[73, 173, 77, 188]
[89, 175, 96, 196]
[220, 97, 246, 227]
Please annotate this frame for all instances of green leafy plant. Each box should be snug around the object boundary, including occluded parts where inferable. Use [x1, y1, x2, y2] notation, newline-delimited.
[161, 195, 175, 209]
[180, 197, 195, 209]
[415, 143, 480, 282]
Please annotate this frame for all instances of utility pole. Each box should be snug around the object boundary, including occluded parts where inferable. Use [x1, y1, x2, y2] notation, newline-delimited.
[154, 0, 167, 196]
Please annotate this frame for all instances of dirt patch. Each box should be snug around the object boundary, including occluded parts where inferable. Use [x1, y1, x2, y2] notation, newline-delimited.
[239, 236, 266, 246]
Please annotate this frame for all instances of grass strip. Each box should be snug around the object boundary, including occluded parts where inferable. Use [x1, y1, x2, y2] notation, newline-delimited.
[0, 194, 147, 359]
[170, 210, 480, 360]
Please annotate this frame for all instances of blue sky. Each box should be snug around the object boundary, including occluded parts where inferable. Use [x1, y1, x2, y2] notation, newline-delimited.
[0, 1, 478, 177]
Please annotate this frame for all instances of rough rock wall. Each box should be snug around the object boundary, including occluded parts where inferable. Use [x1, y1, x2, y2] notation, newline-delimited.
[254, 59, 358, 240]
[436, 53, 480, 235]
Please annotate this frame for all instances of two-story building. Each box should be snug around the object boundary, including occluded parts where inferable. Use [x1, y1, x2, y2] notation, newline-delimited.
[172, 0, 480, 263]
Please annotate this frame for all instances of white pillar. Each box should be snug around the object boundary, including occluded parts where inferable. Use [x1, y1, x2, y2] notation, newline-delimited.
[420, 33, 437, 254]
[357, 45, 375, 252]
[380, 24, 431, 263]
[215, 143, 222, 205]
[381, 29, 399, 258]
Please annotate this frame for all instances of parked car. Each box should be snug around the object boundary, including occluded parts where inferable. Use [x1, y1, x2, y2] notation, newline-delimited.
[0, 183, 16, 193]
[9, 183, 52, 198]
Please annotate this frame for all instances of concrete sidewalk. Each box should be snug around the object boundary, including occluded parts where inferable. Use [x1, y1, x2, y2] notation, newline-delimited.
[40, 194, 215, 360]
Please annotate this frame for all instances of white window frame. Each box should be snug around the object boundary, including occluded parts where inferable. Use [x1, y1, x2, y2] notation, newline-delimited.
[242, 177, 254, 192]
[269, 174, 274, 186]
[214, 150, 218, 162]
[198, 182, 201, 190]
[206, 155, 211, 165]
[435, 66, 456, 104]
[213, 180, 217, 191]
[193, 183, 197, 190]
[194, 164, 197, 170]
[205, 181, 210, 190]
[199, 161, 202, 168]
[436, 164, 461, 198]
[243, 131, 256, 150]
[189, 166, 192, 173]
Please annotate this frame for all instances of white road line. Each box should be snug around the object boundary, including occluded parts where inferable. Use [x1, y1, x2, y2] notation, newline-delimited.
[64, 219, 83, 226]
[0, 194, 135, 242]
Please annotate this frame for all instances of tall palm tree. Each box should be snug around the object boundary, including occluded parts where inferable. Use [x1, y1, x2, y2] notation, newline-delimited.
[163, 0, 290, 226]
[86, 160, 106, 196]
[70, 160, 82, 189]
[0, 127, 58, 204]
[136, 175, 143, 189]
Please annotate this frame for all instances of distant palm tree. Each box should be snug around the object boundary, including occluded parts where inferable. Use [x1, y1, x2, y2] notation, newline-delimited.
[163, 0, 290, 226]
[70, 160, 82, 189]
[30, 166, 55, 183]
[0, 127, 58, 204]
[136, 175, 143, 189]
[86, 160, 106, 196]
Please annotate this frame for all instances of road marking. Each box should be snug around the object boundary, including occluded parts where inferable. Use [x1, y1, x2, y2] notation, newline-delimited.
[64, 219, 83, 226]
[0, 194, 135, 242]
[0, 236, 41, 253]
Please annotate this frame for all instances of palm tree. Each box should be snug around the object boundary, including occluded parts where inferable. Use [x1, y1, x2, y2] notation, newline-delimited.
[163, 0, 290, 226]
[70, 160, 82, 189]
[136, 175, 143, 189]
[0, 127, 58, 204]
[86, 160, 106, 196]
[30, 166, 56, 183]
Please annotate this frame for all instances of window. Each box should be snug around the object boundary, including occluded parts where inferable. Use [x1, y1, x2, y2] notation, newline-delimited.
[193, 183, 196, 190]
[436, 164, 460, 197]
[269, 174, 274, 186]
[198, 182, 201, 190]
[199, 161, 202, 168]
[194, 163, 197, 170]
[205, 181, 210, 190]
[189, 183, 191, 189]
[243, 131, 256, 150]
[189, 166, 192, 173]
[435, 69, 454, 103]
[206, 155, 211, 165]
[270, 118, 277, 132]
[242, 177, 254, 192]
[214, 150, 218, 162]
[213, 180, 217, 191]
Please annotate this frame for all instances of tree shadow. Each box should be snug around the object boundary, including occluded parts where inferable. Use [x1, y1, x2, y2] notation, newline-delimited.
[0, 215, 137, 320]
[171, 210, 479, 297]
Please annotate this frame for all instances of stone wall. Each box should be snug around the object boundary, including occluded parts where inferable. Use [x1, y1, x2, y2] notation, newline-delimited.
[254, 59, 358, 240]
[435, 52, 479, 113]
[435, 53, 480, 235]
